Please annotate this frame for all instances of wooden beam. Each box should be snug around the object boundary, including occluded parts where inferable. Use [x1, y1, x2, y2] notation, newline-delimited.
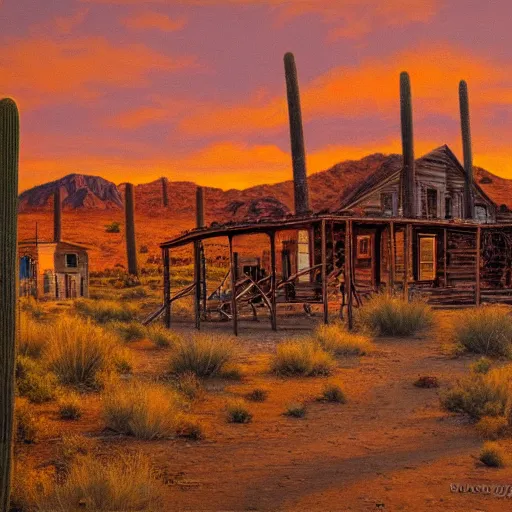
[403, 224, 412, 301]
[200, 243, 207, 316]
[228, 236, 238, 336]
[194, 241, 201, 330]
[163, 248, 171, 328]
[321, 220, 328, 324]
[269, 231, 277, 331]
[476, 226, 481, 306]
[345, 220, 353, 330]
[443, 228, 448, 287]
[389, 221, 396, 294]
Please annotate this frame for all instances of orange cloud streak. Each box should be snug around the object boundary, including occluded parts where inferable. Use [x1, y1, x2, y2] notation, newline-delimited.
[122, 11, 186, 31]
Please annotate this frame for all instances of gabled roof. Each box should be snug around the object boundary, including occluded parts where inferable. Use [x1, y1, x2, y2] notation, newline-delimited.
[338, 145, 497, 211]
[18, 239, 90, 250]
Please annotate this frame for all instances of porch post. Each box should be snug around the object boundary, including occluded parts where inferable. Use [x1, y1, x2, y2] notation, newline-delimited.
[403, 224, 412, 301]
[476, 226, 481, 306]
[321, 220, 329, 324]
[163, 247, 171, 328]
[389, 221, 396, 295]
[200, 243, 207, 316]
[345, 220, 354, 331]
[269, 231, 277, 331]
[194, 240, 201, 330]
[228, 235, 238, 336]
[443, 228, 448, 287]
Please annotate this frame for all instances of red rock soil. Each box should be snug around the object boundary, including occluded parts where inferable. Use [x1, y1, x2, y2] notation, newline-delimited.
[16, 311, 512, 512]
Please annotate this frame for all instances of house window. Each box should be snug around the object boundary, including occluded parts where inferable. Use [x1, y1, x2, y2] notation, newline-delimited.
[426, 189, 438, 218]
[475, 205, 488, 222]
[418, 235, 436, 281]
[381, 193, 393, 216]
[65, 253, 78, 268]
[445, 197, 453, 219]
[356, 235, 371, 259]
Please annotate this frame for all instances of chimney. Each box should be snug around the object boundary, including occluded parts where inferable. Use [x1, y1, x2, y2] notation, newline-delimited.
[53, 188, 61, 242]
[124, 183, 138, 276]
[161, 177, 168, 207]
[284, 52, 309, 215]
[196, 186, 205, 228]
[400, 72, 416, 218]
[459, 80, 474, 220]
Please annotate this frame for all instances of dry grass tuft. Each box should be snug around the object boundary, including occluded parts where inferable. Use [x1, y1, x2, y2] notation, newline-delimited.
[441, 366, 512, 419]
[111, 321, 146, 342]
[271, 339, 335, 376]
[245, 388, 269, 402]
[168, 334, 239, 378]
[17, 311, 47, 358]
[15, 401, 44, 444]
[176, 416, 205, 440]
[16, 355, 58, 403]
[75, 299, 138, 324]
[455, 306, 512, 358]
[102, 380, 182, 440]
[318, 381, 346, 403]
[44, 316, 122, 389]
[359, 294, 433, 337]
[173, 371, 205, 401]
[414, 376, 440, 389]
[471, 357, 493, 374]
[315, 323, 372, 356]
[58, 393, 83, 420]
[226, 399, 253, 424]
[147, 324, 183, 349]
[284, 402, 307, 418]
[476, 416, 509, 440]
[479, 442, 507, 467]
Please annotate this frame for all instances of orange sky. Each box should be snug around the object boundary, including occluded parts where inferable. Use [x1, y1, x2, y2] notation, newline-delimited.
[3, 0, 512, 192]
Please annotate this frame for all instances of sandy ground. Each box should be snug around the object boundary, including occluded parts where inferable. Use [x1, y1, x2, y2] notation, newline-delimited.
[16, 312, 512, 512]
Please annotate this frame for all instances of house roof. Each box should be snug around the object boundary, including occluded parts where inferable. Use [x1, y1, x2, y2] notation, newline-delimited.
[338, 145, 496, 211]
[18, 239, 90, 251]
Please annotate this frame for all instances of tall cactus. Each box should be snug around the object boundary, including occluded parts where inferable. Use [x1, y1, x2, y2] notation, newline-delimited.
[124, 183, 138, 276]
[459, 80, 474, 220]
[161, 177, 168, 208]
[0, 98, 20, 511]
[53, 187, 61, 242]
[284, 52, 309, 215]
[400, 72, 416, 218]
[196, 186, 204, 229]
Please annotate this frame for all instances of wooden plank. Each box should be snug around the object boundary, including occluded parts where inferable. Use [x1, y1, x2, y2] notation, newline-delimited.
[389, 221, 395, 294]
[443, 228, 448, 286]
[345, 220, 353, 330]
[476, 226, 481, 306]
[194, 241, 201, 330]
[403, 225, 410, 300]
[269, 231, 277, 331]
[228, 236, 238, 336]
[321, 220, 328, 324]
[163, 248, 171, 328]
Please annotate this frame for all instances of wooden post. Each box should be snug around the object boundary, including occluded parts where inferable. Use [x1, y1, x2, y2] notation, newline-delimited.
[321, 220, 328, 324]
[124, 183, 138, 276]
[403, 224, 412, 301]
[194, 241, 201, 330]
[53, 188, 62, 242]
[443, 228, 448, 287]
[269, 231, 277, 331]
[389, 221, 396, 294]
[228, 236, 238, 336]
[345, 220, 353, 330]
[200, 243, 207, 316]
[196, 186, 205, 228]
[163, 248, 171, 328]
[476, 226, 481, 306]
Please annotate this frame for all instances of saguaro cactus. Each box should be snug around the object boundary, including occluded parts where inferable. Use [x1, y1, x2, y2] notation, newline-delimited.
[0, 98, 20, 511]
[161, 177, 168, 208]
[53, 187, 62, 242]
[284, 52, 309, 215]
[124, 183, 138, 276]
[459, 80, 474, 220]
[196, 186, 204, 228]
[400, 72, 416, 218]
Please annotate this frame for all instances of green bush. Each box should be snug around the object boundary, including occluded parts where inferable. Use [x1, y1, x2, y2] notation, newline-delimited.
[105, 221, 121, 233]
[455, 307, 512, 358]
[359, 294, 433, 336]
[471, 357, 493, 374]
[271, 339, 335, 376]
[16, 356, 58, 403]
[284, 403, 307, 418]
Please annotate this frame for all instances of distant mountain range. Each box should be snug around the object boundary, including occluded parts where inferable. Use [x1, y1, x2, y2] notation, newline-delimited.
[18, 154, 512, 221]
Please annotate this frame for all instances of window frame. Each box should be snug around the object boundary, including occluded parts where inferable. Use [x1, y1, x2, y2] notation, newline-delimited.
[417, 234, 437, 281]
[64, 252, 79, 269]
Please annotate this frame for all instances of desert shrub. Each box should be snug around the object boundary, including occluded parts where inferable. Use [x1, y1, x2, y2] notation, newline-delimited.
[17, 311, 47, 358]
[102, 381, 181, 440]
[271, 339, 335, 376]
[226, 399, 252, 423]
[319, 382, 346, 403]
[147, 324, 182, 349]
[10, 459, 54, 511]
[16, 355, 58, 403]
[139, 245, 149, 254]
[176, 416, 205, 440]
[479, 442, 507, 467]
[20, 296, 46, 320]
[455, 307, 512, 358]
[111, 321, 146, 342]
[122, 287, 148, 300]
[284, 402, 307, 418]
[44, 316, 121, 389]
[114, 347, 134, 375]
[414, 376, 440, 389]
[15, 402, 43, 443]
[173, 371, 205, 400]
[315, 323, 372, 356]
[59, 394, 83, 420]
[359, 294, 433, 337]
[55, 434, 98, 475]
[245, 388, 268, 402]
[105, 221, 121, 233]
[476, 416, 509, 440]
[168, 334, 239, 378]
[440, 366, 512, 419]
[75, 299, 138, 324]
[471, 357, 493, 374]
[40, 452, 165, 511]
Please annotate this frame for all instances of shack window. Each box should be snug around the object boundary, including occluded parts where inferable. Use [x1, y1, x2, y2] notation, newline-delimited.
[65, 253, 78, 268]
[427, 189, 438, 218]
[381, 193, 393, 216]
[356, 235, 371, 259]
[418, 235, 436, 281]
[445, 197, 453, 219]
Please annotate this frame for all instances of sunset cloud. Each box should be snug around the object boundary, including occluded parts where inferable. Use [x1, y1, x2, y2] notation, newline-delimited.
[122, 11, 186, 32]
